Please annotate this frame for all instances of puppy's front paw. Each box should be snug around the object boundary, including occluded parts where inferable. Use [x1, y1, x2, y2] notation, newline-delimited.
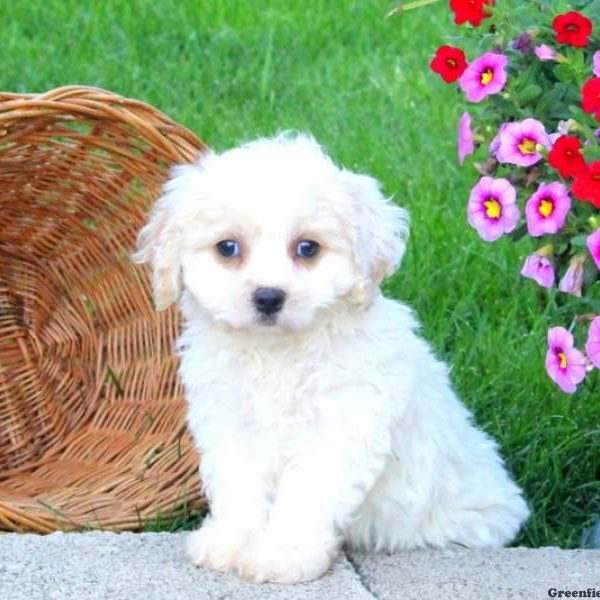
[236, 530, 339, 584]
[186, 517, 255, 573]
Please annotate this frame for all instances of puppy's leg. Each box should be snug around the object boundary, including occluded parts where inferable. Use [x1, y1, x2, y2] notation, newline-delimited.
[345, 382, 530, 552]
[187, 439, 268, 573]
[237, 385, 391, 584]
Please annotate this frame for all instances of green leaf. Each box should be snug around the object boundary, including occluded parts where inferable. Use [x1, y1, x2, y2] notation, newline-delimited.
[553, 64, 573, 83]
[519, 84, 543, 104]
[571, 235, 590, 248]
[581, 294, 600, 313]
[583, 261, 599, 287]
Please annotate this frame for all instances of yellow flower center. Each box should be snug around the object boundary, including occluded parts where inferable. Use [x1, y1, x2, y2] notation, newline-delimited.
[518, 138, 537, 155]
[539, 198, 554, 218]
[484, 198, 501, 219]
[480, 68, 494, 85]
[558, 352, 568, 369]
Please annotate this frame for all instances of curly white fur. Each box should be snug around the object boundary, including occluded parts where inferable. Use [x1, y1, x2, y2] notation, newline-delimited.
[134, 133, 529, 584]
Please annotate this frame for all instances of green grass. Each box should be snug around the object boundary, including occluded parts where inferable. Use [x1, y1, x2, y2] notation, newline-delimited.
[2, 0, 598, 548]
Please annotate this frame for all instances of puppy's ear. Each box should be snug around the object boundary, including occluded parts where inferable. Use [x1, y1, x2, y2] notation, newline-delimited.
[340, 171, 409, 302]
[132, 162, 206, 310]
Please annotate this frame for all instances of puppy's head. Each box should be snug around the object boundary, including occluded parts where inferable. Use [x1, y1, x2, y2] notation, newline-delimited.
[133, 133, 409, 331]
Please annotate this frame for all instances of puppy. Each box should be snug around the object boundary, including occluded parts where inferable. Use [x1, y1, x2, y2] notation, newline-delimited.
[134, 133, 529, 584]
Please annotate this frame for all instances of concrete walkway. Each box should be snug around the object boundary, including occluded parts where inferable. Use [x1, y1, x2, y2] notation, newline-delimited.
[0, 531, 597, 599]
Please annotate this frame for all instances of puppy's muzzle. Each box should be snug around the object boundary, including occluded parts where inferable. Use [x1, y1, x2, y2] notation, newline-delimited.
[252, 287, 286, 317]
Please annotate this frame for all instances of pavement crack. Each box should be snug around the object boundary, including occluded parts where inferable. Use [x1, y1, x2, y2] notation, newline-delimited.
[343, 548, 380, 600]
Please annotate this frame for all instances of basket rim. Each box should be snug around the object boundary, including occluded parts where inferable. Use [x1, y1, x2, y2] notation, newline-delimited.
[0, 85, 206, 164]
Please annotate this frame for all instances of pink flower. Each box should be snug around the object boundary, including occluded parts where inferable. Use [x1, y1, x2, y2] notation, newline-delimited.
[594, 51, 600, 77]
[587, 229, 600, 270]
[494, 119, 550, 167]
[525, 182, 571, 237]
[585, 317, 600, 369]
[520, 253, 555, 288]
[459, 53, 509, 103]
[558, 256, 585, 297]
[535, 44, 557, 61]
[489, 123, 508, 155]
[467, 177, 520, 241]
[545, 327, 587, 393]
[458, 112, 475, 165]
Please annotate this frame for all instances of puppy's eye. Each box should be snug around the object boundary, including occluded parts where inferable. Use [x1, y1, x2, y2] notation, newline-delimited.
[296, 240, 320, 259]
[216, 240, 240, 258]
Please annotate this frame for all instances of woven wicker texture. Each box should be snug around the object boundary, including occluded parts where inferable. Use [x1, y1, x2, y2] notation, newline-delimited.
[0, 86, 206, 532]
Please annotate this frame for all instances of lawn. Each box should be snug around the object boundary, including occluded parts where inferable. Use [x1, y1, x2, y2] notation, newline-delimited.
[2, 0, 598, 548]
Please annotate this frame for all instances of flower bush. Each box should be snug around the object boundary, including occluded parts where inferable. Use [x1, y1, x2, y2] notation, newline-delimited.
[399, 0, 600, 393]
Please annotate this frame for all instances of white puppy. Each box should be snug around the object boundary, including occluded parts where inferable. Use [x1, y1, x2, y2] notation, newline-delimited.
[134, 133, 529, 584]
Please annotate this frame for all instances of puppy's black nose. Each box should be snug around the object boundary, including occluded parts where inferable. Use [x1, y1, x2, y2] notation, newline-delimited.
[252, 287, 286, 316]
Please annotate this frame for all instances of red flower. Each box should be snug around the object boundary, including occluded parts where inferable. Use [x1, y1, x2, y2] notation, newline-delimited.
[582, 77, 600, 120]
[548, 136, 587, 179]
[449, 0, 495, 27]
[430, 46, 468, 83]
[572, 162, 600, 209]
[552, 11, 593, 48]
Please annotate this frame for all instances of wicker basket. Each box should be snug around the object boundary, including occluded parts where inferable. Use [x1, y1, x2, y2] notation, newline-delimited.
[0, 86, 206, 532]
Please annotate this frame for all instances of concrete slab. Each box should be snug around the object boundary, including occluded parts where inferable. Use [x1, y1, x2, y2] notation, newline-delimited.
[0, 531, 598, 600]
[0, 532, 372, 600]
[347, 547, 600, 600]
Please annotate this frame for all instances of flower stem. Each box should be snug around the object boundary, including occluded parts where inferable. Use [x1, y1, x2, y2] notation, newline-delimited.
[385, 0, 444, 18]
